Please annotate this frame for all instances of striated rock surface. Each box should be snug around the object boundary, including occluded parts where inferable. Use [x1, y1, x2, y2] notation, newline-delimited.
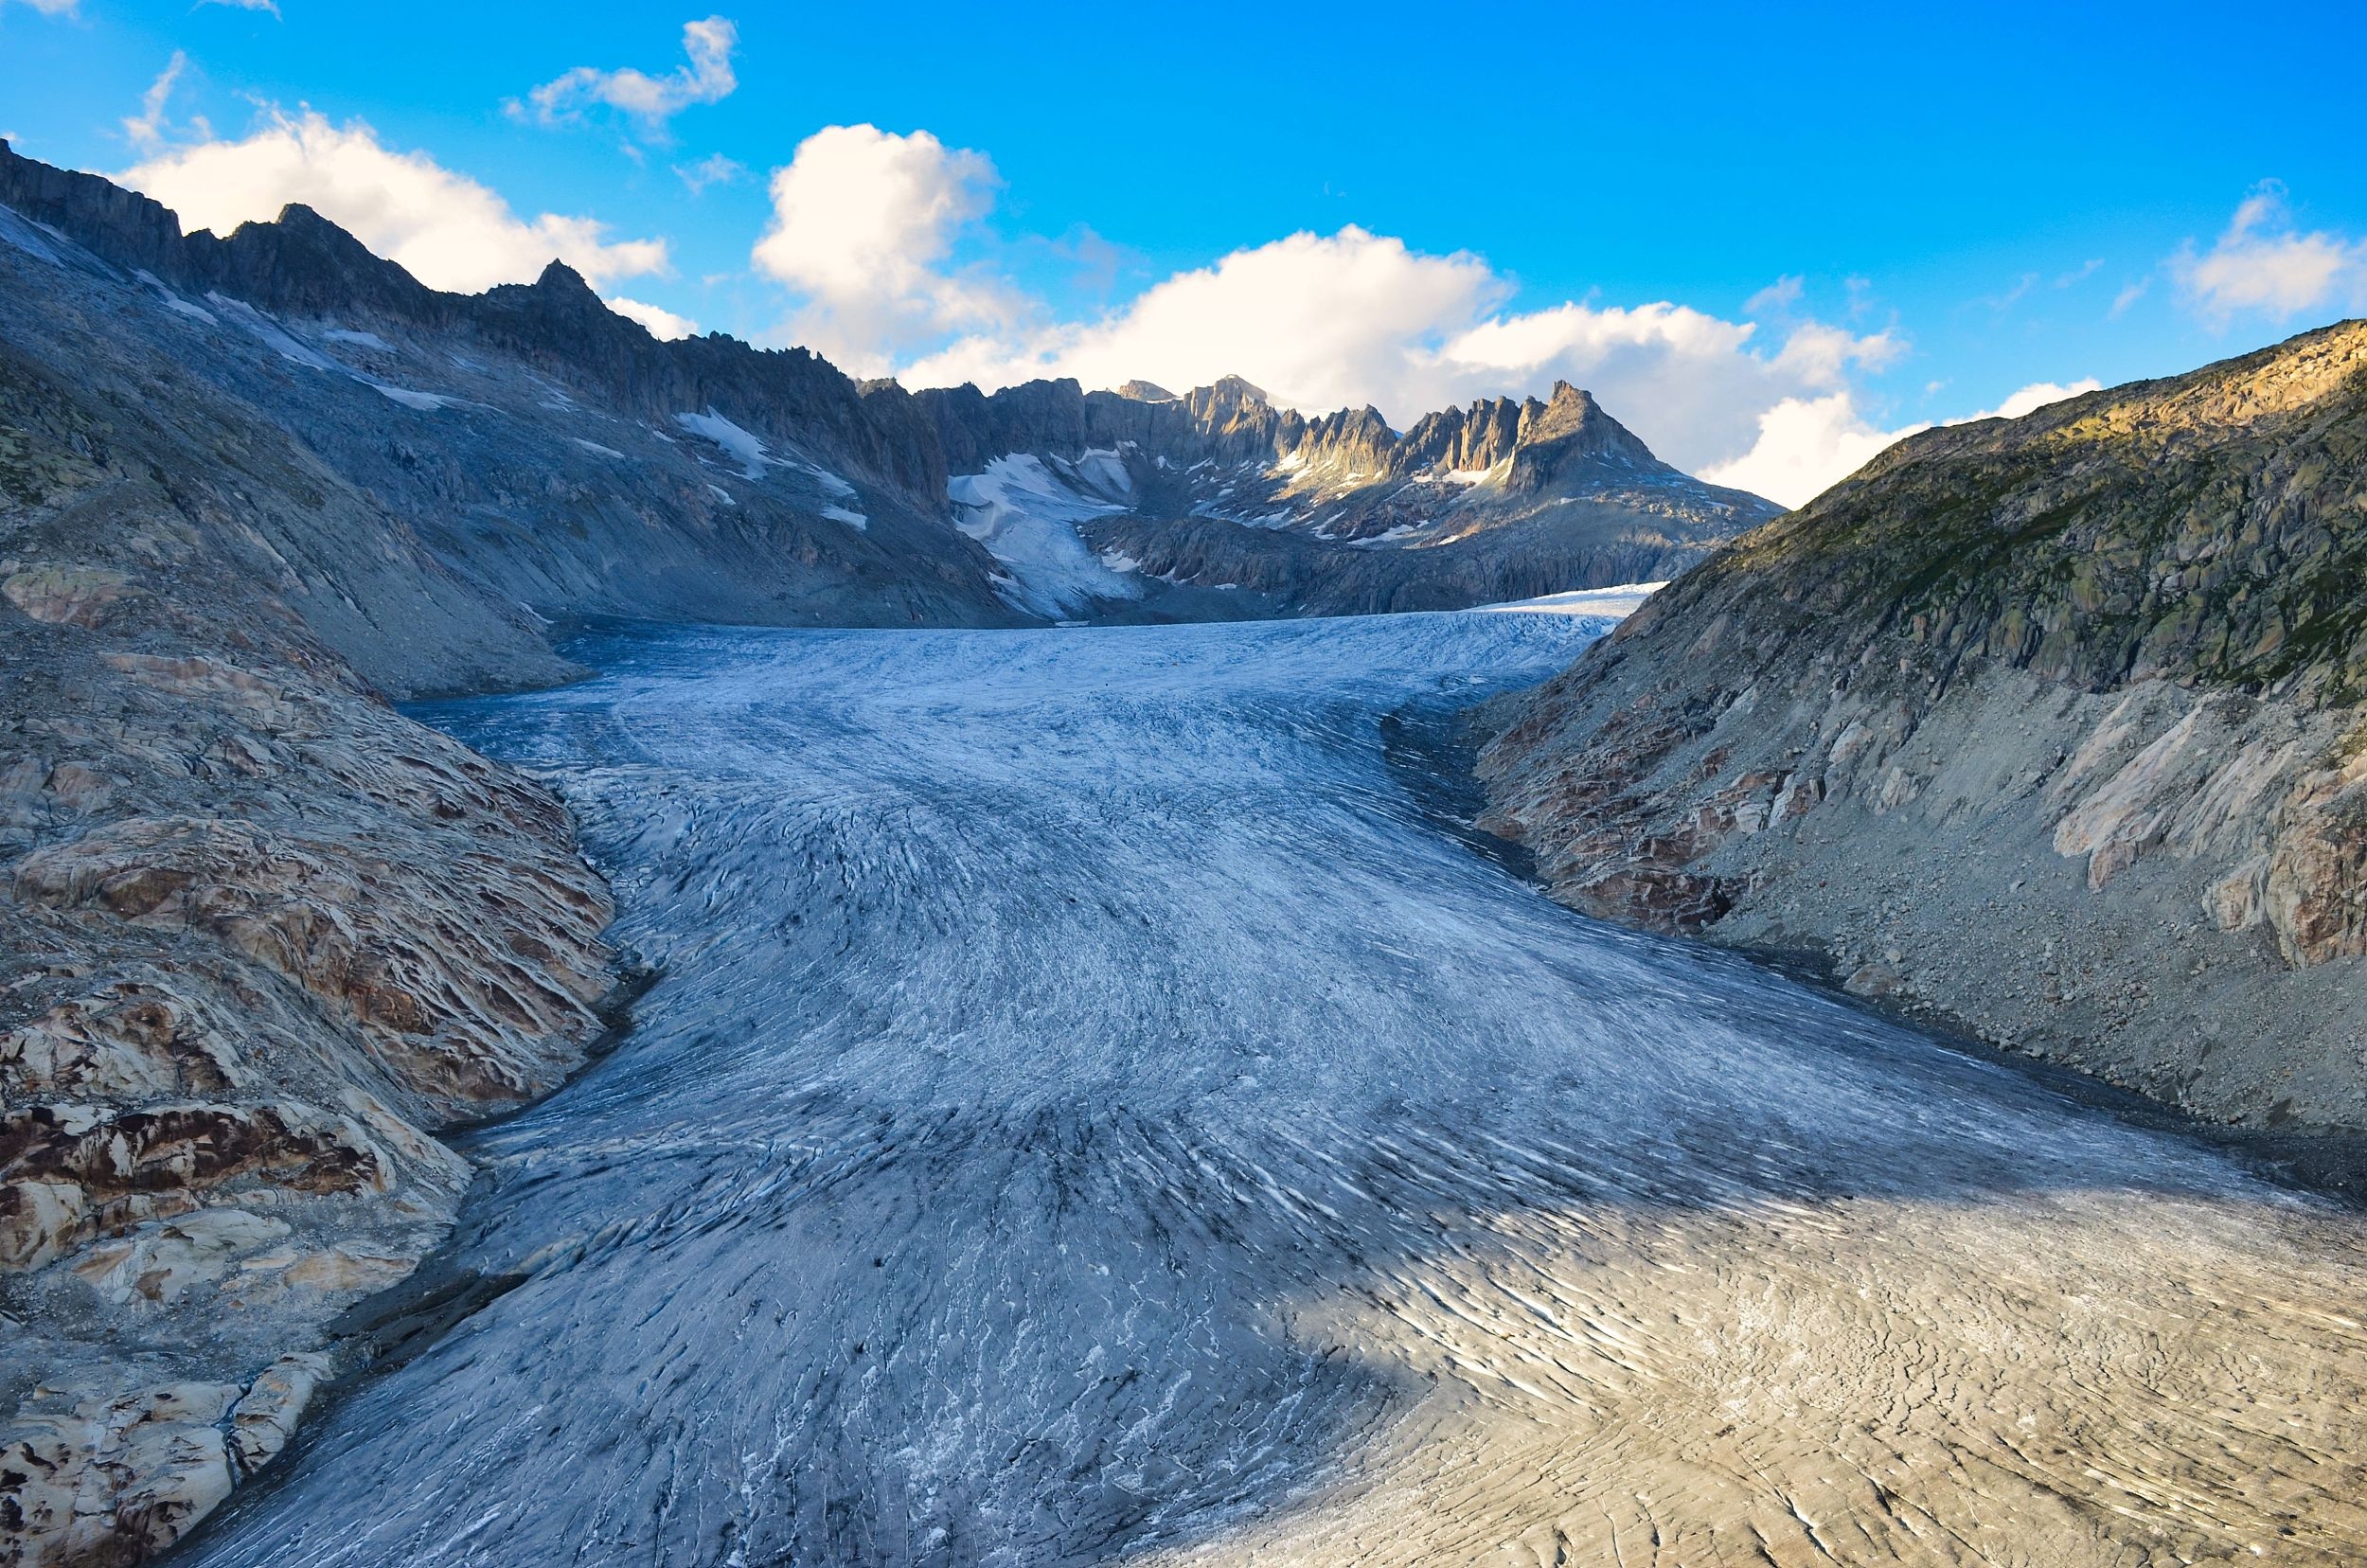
[1480, 319, 2367, 1138]
[0, 224, 617, 1559]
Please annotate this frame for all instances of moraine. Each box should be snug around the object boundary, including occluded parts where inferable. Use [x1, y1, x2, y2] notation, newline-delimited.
[182, 607, 2367, 1566]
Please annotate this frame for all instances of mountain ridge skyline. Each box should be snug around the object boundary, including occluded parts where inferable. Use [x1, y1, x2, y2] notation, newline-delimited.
[8, 1, 2362, 506]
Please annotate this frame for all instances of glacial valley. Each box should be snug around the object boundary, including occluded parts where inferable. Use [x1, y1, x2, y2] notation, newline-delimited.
[170, 609, 2367, 1567]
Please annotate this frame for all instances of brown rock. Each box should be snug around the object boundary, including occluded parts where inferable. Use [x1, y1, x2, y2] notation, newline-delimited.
[1, 565, 133, 629]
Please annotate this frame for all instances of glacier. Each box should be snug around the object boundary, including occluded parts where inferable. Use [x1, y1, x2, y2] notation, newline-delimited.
[180, 607, 2367, 1566]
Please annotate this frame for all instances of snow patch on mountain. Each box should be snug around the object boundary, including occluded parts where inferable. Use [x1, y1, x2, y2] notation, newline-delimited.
[372, 383, 460, 411]
[950, 452, 1145, 618]
[1473, 581, 1666, 618]
[674, 408, 863, 510]
[206, 294, 341, 371]
[674, 408, 774, 478]
[0, 203, 65, 266]
[133, 270, 218, 324]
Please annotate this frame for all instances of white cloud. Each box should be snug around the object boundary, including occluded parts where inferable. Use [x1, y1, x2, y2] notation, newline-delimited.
[607, 294, 700, 339]
[752, 123, 1011, 375]
[1961, 378, 2101, 422]
[198, 0, 281, 16]
[1700, 394, 1925, 509]
[2172, 184, 2367, 322]
[122, 52, 191, 152]
[908, 226, 1506, 419]
[521, 16, 737, 136]
[1744, 274, 1804, 315]
[1700, 376, 2107, 509]
[4, 0, 81, 14]
[673, 151, 745, 194]
[890, 219, 1902, 504]
[118, 110, 669, 294]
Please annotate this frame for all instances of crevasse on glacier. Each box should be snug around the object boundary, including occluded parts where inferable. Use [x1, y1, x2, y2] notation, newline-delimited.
[188, 610, 2367, 1567]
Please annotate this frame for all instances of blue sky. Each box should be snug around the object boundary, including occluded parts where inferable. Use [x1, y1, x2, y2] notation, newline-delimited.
[4, 0, 2363, 502]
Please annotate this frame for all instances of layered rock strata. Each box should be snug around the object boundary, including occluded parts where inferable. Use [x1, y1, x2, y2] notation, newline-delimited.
[1481, 320, 2367, 1138]
[0, 279, 615, 1564]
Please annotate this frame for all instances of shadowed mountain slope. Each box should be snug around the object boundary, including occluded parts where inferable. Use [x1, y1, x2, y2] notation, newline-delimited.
[2, 140, 1774, 650]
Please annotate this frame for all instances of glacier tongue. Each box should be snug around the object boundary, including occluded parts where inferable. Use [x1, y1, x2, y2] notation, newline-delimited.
[185, 609, 2367, 1567]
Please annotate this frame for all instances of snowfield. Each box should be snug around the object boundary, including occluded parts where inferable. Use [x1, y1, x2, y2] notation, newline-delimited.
[948, 452, 1145, 617]
[188, 609, 2367, 1566]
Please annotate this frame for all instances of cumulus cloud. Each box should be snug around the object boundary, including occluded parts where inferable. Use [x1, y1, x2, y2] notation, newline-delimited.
[1700, 376, 2109, 508]
[520, 16, 737, 136]
[886, 218, 1902, 503]
[907, 226, 1507, 419]
[1700, 395, 1924, 508]
[1962, 378, 2102, 422]
[752, 123, 1012, 374]
[607, 294, 700, 339]
[118, 110, 669, 293]
[2172, 184, 2367, 322]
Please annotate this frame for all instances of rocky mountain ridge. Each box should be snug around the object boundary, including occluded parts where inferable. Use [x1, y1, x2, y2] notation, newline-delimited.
[1, 140, 1775, 639]
[0, 138, 1770, 1562]
[1479, 319, 2367, 1146]
[912, 374, 1776, 618]
[0, 142, 951, 506]
[0, 141, 1017, 699]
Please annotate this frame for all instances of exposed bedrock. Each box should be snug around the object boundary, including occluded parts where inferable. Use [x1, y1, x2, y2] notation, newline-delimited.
[1481, 319, 2367, 1139]
[0, 281, 616, 1564]
[1082, 509, 1706, 617]
[1, 140, 1771, 640]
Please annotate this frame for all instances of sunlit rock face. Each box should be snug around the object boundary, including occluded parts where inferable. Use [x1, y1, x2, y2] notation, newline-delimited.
[1481, 320, 2367, 1137]
[0, 636, 616, 1566]
[922, 377, 1780, 620]
[187, 612, 2367, 1567]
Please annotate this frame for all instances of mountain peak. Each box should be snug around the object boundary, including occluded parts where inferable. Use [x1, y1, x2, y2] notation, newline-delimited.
[1504, 379, 1667, 492]
[537, 258, 587, 287]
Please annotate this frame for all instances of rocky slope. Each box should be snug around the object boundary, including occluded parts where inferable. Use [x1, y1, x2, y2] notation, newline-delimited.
[1480, 320, 2367, 1149]
[0, 182, 632, 1562]
[910, 375, 1776, 619]
[0, 139, 1771, 1563]
[0, 140, 1015, 678]
[2, 142, 1772, 642]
